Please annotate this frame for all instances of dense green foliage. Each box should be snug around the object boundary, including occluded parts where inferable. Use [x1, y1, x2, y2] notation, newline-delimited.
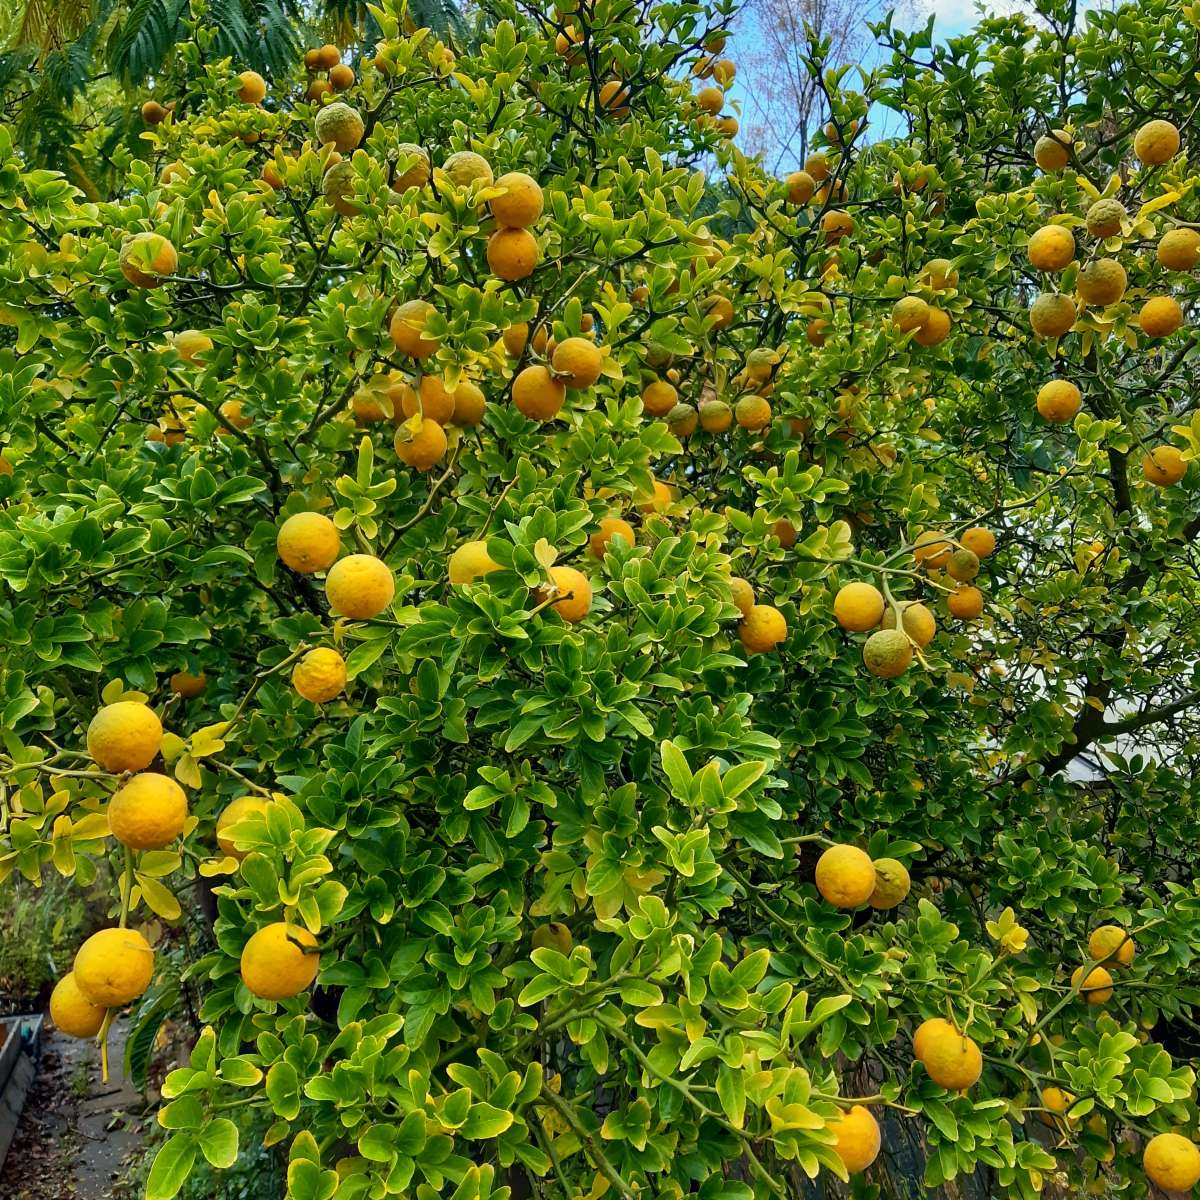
[1, 0, 1199, 1197]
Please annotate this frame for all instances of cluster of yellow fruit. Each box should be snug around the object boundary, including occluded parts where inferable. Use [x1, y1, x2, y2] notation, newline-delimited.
[831, 526, 994, 678]
[814, 844, 911, 910]
[726, 574, 788, 655]
[303, 43, 356, 100]
[1070, 923, 1136, 1006]
[692, 53, 738, 138]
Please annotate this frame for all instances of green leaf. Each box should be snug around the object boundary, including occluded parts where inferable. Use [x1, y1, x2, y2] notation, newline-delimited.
[145, 1134, 197, 1200]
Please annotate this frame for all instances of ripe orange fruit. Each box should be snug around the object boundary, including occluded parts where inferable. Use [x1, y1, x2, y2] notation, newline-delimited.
[539, 565, 592, 623]
[314, 102, 364, 153]
[514, 365, 566, 420]
[490, 171, 544, 227]
[862, 628, 913, 678]
[642, 382, 678, 419]
[395, 414, 447, 470]
[785, 170, 815, 204]
[948, 586, 984, 620]
[699, 398, 732, 432]
[552, 337, 603, 388]
[503, 323, 529, 357]
[392, 143, 431, 192]
[141, 100, 167, 125]
[218, 399, 251, 434]
[734, 394, 771, 431]
[1143, 1134, 1200, 1193]
[822, 210, 854, 243]
[316, 43, 341, 69]
[806, 317, 828, 346]
[772, 519, 797, 548]
[292, 647, 347, 703]
[1088, 925, 1135, 967]
[960, 527, 995, 558]
[237, 70, 266, 104]
[715, 115, 738, 138]
[915, 1022, 982, 1090]
[241, 923, 320, 1000]
[390, 300, 440, 358]
[50, 973, 106, 1038]
[1139, 295, 1183, 338]
[1133, 119, 1180, 166]
[830, 1105, 881, 1174]
[738, 604, 787, 653]
[833, 582, 885, 632]
[449, 540, 501, 584]
[120, 232, 177, 288]
[1157, 227, 1200, 270]
[216, 796, 268, 859]
[1030, 292, 1076, 337]
[804, 152, 829, 181]
[815, 844, 876, 908]
[442, 150, 494, 189]
[670, 403, 698, 438]
[170, 670, 207, 698]
[1027, 225, 1075, 272]
[1036, 379, 1082, 422]
[400, 375, 455, 424]
[74, 927, 155, 1007]
[1142, 444, 1186, 485]
[892, 296, 930, 332]
[946, 548, 980, 582]
[728, 576, 754, 617]
[277, 512, 340, 573]
[87, 702, 163, 773]
[555, 26, 583, 63]
[328, 64, 355, 91]
[1034, 130, 1071, 172]
[1077, 257, 1127, 306]
[913, 308, 951, 346]
[696, 85, 724, 114]
[452, 380, 485, 426]
[590, 517, 635, 558]
[1086, 198, 1125, 238]
[868, 858, 911, 908]
[487, 227, 539, 281]
[173, 329, 213, 363]
[108, 772, 188, 850]
[305, 79, 332, 102]
[912, 530, 951, 568]
[636, 478, 673, 514]
[920, 258, 958, 291]
[705, 295, 734, 329]
[598, 80, 631, 116]
[325, 553, 395, 619]
[883, 601, 936, 647]
[1072, 964, 1113, 1003]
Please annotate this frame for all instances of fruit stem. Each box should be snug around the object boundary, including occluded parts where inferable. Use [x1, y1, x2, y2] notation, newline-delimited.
[119, 844, 134, 928]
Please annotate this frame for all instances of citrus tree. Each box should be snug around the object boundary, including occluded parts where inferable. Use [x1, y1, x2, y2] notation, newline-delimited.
[1, 0, 1200, 1197]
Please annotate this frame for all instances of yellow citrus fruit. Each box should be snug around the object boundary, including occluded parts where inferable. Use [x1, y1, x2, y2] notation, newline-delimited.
[240, 922, 320, 1000]
[868, 858, 911, 909]
[1143, 445, 1187, 485]
[700, 398, 732, 432]
[1133, 119, 1180, 166]
[50, 972, 107, 1038]
[74, 927, 155, 1007]
[772, 519, 797, 548]
[590, 518, 635, 558]
[1037, 379, 1082, 422]
[830, 1105, 881, 1174]
[449, 540, 502, 584]
[883, 602, 936, 648]
[804, 151, 830, 181]
[1088, 925, 1135, 967]
[555, 26, 583, 62]
[1030, 293, 1076, 337]
[912, 530, 951, 568]
[539, 565, 592, 623]
[960, 527, 995, 558]
[490, 172, 544, 227]
[216, 795, 269, 859]
[822, 210, 854, 243]
[305, 79, 332, 102]
[921, 258, 959, 291]
[1034, 130, 1071, 171]
[292, 647, 347, 703]
[328, 64, 355, 91]
[395, 414, 447, 470]
[120, 232, 177, 288]
[704, 295, 734, 329]
[642, 379, 678, 416]
[392, 143, 431, 192]
[487, 227, 539, 281]
[390, 300, 440, 358]
[277, 512, 340, 573]
[598, 80, 631, 116]
[815, 844, 876, 908]
[946, 548, 980, 582]
[1086, 198, 1125, 238]
[316, 44, 341, 69]
[696, 85, 724, 114]
[1139, 295, 1183, 338]
[636, 479, 673, 514]
[913, 308, 951, 347]
[1027, 225, 1075, 272]
[806, 317, 829, 346]
[531, 923, 573, 953]
[1040, 1086, 1075, 1117]
[552, 337, 603, 389]
[738, 604, 787, 654]
[1077, 258, 1127, 306]
[785, 170, 815, 204]
[514, 365, 566, 421]
[893, 296, 930, 332]
[728, 576, 754, 617]
[314, 102, 364, 153]
[1072, 964, 1114, 1003]
[1158, 227, 1200, 271]
[862, 628, 914, 678]
[325, 554, 395, 619]
[503, 323, 529, 357]
[108, 772, 188, 849]
[404, 375, 455, 424]
[237, 70, 267, 103]
[734, 394, 771, 431]
[1143, 1133, 1200, 1192]
[218, 399, 252, 433]
[141, 100, 167, 125]
[916, 1022, 982, 1090]
[948, 586, 984, 620]
[833, 582, 885, 632]
[87, 702, 163, 773]
[665, 404, 695, 438]
[170, 670, 207, 698]
[173, 329, 212, 363]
